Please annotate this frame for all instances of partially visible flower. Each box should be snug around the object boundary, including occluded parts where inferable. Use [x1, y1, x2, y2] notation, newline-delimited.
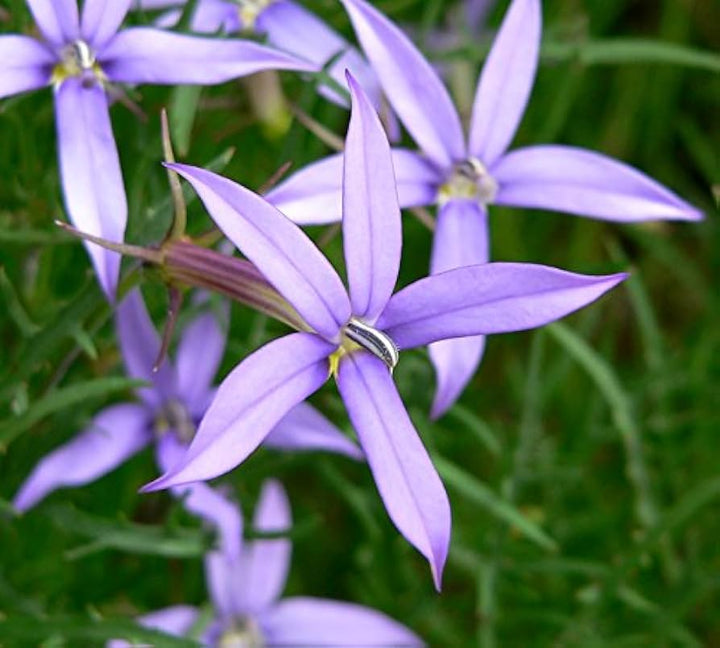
[12, 288, 362, 559]
[0, 0, 316, 298]
[266, 0, 703, 418]
[109, 480, 423, 647]
[142, 74, 626, 587]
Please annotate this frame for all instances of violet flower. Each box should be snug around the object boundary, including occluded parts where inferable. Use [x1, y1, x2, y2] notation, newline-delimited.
[0, 0, 315, 298]
[266, 0, 702, 418]
[12, 288, 361, 559]
[110, 480, 422, 647]
[143, 74, 626, 587]
[136, 0, 389, 114]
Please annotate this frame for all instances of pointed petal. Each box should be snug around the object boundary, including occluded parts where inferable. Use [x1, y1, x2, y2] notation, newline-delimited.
[377, 264, 628, 349]
[204, 549, 243, 619]
[265, 402, 363, 460]
[12, 404, 149, 512]
[258, 1, 381, 109]
[175, 300, 228, 416]
[168, 163, 350, 340]
[261, 597, 423, 647]
[81, 0, 132, 49]
[340, 0, 465, 169]
[343, 73, 401, 323]
[26, 0, 79, 46]
[137, 605, 199, 637]
[0, 36, 53, 99]
[156, 435, 243, 560]
[100, 28, 316, 85]
[54, 77, 126, 299]
[142, 333, 333, 491]
[468, 0, 541, 165]
[428, 199, 490, 419]
[238, 480, 292, 613]
[266, 149, 439, 225]
[493, 145, 704, 221]
[115, 288, 177, 407]
[337, 352, 451, 589]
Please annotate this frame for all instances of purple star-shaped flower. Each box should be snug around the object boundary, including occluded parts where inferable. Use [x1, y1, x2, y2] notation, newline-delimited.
[143, 73, 626, 587]
[0, 0, 315, 298]
[12, 288, 361, 559]
[109, 480, 423, 647]
[266, 0, 702, 418]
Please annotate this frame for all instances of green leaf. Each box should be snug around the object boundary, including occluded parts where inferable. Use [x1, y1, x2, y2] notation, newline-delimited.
[434, 455, 558, 553]
[0, 377, 145, 449]
[446, 405, 502, 456]
[169, 85, 203, 157]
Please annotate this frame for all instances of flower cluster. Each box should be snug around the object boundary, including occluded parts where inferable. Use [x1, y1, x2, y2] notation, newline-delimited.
[5, 0, 702, 645]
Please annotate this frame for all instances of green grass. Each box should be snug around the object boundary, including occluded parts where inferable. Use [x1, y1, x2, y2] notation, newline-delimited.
[1, 1, 718, 646]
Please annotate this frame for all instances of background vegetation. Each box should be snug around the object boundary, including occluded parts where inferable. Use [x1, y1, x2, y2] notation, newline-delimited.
[0, 0, 718, 645]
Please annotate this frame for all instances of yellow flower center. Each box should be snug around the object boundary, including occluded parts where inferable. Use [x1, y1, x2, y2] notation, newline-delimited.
[437, 157, 498, 206]
[219, 618, 265, 648]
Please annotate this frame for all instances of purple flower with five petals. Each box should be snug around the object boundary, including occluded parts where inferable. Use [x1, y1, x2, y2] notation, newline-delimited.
[143, 74, 627, 587]
[12, 288, 361, 559]
[109, 480, 423, 647]
[0, 0, 316, 298]
[266, 0, 702, 418]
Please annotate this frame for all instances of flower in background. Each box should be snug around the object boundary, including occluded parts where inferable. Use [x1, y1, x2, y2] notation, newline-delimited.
[266, 0, 703, 418]
[0, 0, 316, 298]
[110, 480, 423, 647]
[12, 288, 362, 559]
[142, 74, 627, 587]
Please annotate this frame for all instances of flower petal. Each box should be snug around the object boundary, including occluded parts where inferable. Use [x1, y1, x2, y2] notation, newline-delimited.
[115, 288, 177, 408]
[100, 28, 316, 85]
[238, 479, 292, 613]
[428, 199, 490, 419]
[340, 0, 465, 169]
[468, 0, 541, 165]
[337, 352, 451, 590]
[12, 404, 149, 512]
[265, 402, 363, 460]
[175, 300, 228, 417]
[493, 145, 704, 221]
[54, 76, 126, 298]
[266, 149, 439, 225]
[142, 333, 333, 491]
[137, 605, 199, 637]
[343, 72, 401, 323]
[82, 0, 131, 49]
[377, 263, 628, 349]
[258, 0, 381, 109]
[168, 163, 351, 340]
[26, 0, 79, 46]
[0, 36, 54, 99]
[261, 597, 423, 647]
[156, 435, 243, 560]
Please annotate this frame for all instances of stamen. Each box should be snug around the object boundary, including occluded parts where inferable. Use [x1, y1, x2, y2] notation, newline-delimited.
[154, 400, 196, 444]
[236, 0, 274, 29]
[219, 617, 265, 648]
[438, 157, 498, 206]
[344, 318, 399, 372]
[69, 40, 96, 70]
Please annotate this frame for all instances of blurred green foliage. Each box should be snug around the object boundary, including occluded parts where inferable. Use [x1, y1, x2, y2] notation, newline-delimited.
[0, 0, 718, 646]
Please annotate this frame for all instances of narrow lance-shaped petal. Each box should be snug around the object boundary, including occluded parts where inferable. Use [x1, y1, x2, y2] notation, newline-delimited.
[428, 199, 490, 418]
[100, 29, 317, 85]
[0, 36, 54, 99]
[266, 149, 439, 225]
[13, 404, 149, 512]
[468, 0, 541, 166]
[377, 264, 628, 350]
[340, 0, 465, 169]
[261, 597, 424, 647]
[337, 352, 451, 590]
[82, 0, 133, 50]
[54, 77, 126, 299]
[264, 402, 363, 461]
[492, 145, 704, 222]
[168, 163, 351, 340]
[142, 333, 334, 491]
[343, 72, 401, 323]
[26, 0, 79, 46]
[235, 480, 292, 614]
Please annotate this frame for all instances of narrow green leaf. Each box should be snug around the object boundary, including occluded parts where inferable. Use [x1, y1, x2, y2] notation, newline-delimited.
[0, 267, 39, 337]
[169, 85, 203, 157]
[435, 455, 558, 552]
[446, 405, 502, 456]
[0, 377, 145, 448]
